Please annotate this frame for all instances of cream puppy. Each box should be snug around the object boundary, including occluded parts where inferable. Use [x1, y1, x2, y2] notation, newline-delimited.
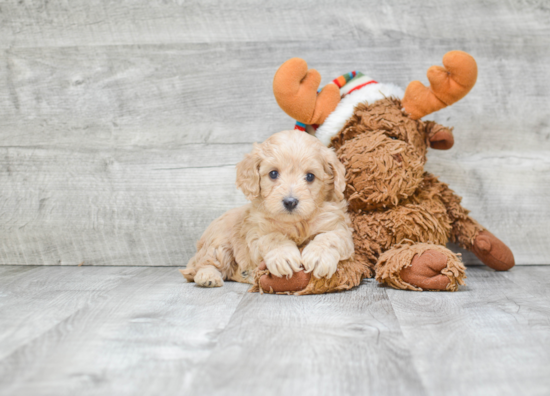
[181, 130, 354, 287]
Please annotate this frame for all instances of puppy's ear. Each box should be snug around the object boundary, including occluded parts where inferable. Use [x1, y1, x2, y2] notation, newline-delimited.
[322, 147, 346, 201]
[236, 143, 263, 200]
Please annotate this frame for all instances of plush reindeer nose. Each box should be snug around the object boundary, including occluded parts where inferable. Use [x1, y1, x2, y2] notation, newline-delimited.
[283, 197, 299, 211]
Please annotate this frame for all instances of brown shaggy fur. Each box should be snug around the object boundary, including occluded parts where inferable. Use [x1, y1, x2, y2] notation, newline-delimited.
[253, 98, 482, 294]
[267, 53, 513, 294]
[329, 97, 481, 291]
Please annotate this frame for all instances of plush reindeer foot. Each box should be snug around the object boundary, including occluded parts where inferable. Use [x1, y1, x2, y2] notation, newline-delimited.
[472, 230, 515, 271]
[257, 262, 311, 293]
[399, 250, 451, 291]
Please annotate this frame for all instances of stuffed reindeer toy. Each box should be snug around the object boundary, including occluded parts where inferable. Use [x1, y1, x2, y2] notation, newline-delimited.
[255, 51, 515, 294]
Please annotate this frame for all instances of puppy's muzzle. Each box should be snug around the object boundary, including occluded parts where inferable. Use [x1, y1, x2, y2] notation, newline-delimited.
[283, 197, 299, 212]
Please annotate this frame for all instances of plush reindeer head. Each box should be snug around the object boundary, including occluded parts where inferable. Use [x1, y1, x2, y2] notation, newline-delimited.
[273, 51, 477, 211]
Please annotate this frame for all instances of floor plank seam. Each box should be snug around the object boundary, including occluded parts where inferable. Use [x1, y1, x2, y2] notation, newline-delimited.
[381, 285, 432, 396]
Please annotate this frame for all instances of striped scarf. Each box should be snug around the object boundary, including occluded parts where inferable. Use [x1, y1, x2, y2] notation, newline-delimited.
[294, 71, 378, 132]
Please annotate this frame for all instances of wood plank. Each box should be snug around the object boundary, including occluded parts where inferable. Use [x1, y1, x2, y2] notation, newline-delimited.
[187, 279, 427, 396]
[0, 266, 146, 362]
[502, 265, 550, 299]
[387, 266, 550, 396]
[1, 40, 549, 149]
[0, 144, 247, 266]
[0, 2, 548, 266]
[0, 265, 41, 283]
[1, 266, 549, 395]
[0, 0, 548, 48]
[0, 143, 546, 265]
[426, 151, 550, 265]
[0, 266, 249, 395]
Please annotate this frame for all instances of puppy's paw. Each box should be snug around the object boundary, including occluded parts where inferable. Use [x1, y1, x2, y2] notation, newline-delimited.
[263, 245, 302, 277]
[302, 243, 339, 279]
[194, 266, 224, 287]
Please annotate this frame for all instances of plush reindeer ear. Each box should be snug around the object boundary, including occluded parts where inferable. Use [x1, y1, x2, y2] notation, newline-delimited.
[321, 147, 346, 201]
[273, 58, 341, 125]
[425, 121, 454, 150]
[236, 143, 263, 200]
[402, 51, 477, 120]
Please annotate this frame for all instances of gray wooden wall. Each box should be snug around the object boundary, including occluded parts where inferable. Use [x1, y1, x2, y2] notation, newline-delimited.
[1, 0, 548, 266]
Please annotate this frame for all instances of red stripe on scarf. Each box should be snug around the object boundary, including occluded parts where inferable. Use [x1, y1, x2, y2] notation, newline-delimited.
[347, 80, 378, 94]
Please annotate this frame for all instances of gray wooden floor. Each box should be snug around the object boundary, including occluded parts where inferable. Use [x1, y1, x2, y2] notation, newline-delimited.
[0, 265, 549, 396]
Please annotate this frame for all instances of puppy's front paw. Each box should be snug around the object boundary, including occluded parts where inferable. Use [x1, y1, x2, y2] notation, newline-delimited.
[302, 243, 339, 279]
[194, 266, 224, 287]
[264, 245, 302, 277]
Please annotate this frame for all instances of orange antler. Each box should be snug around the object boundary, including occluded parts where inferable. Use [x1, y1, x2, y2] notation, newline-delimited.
[402, 51, 478, 120]
[273, 58, 341, 125]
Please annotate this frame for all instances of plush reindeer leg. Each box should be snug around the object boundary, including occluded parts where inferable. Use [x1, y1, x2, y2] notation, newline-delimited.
[250, 258, 372, 295]
[437, 180, 515, 271]
[376, 243, 466, 292]
[251, 262, 311, 294]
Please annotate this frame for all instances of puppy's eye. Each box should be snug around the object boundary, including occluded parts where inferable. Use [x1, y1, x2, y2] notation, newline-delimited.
[389, 136, 398, 140]
[306, 173, 315, 182]
[269, 170, 279, 180]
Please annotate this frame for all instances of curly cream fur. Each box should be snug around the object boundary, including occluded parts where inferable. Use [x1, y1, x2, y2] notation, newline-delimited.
[181, 130, 354, 287]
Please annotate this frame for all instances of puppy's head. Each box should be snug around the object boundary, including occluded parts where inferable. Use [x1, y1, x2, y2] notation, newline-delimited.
[236, 130, 345, 220]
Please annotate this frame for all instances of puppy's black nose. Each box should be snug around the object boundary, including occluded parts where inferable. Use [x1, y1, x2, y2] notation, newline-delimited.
[283, 197, 299, 211]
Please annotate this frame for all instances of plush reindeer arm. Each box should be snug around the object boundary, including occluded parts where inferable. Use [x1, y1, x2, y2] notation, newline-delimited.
[424, 121, 455, 150]
[430, 176, 515, 271]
